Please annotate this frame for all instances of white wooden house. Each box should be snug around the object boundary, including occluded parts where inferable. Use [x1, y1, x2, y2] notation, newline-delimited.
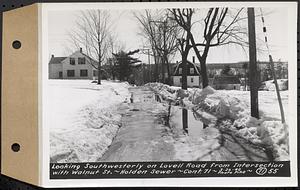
[49, 48, 98, 80]
[173, 59, 201, 87]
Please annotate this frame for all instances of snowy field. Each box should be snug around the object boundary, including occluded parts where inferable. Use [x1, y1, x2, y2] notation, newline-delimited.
[49, 80, 130, 163]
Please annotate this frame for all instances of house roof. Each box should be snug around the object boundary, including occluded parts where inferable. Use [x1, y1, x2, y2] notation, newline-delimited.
[48, 49, 98, 66]
[213, 75, 241, 85]
[79, 51, 98, 64]
[49, 57, 67, 64]
[173, 60, 200, 75]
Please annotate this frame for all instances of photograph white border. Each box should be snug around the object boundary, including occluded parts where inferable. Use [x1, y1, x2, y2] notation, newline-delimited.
[40, 1, 298, 187]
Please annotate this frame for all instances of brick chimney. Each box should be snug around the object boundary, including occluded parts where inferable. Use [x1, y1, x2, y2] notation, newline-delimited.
[80, 47, 82, 53]
[51, 54, 54, 58]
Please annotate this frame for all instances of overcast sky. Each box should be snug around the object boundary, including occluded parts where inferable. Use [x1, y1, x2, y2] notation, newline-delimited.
[48, 7, 289, 64]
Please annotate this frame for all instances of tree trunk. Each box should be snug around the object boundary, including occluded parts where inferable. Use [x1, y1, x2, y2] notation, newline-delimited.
[98, 61, 101, 85]
[165, 56, 171, 85]
[162, 27, 167, 84]
[199, 58, 209, 88]
[182, 52, 188, 90]
[112, 68, 115, 80]
[112, 61, 115, 80]
[181, 50, 188, 132]
[161, 57, 165, 84]
[189, 34, 209, 88]
[98, 42, 102, 85]
[153, 51, 159, 82]
[244, 68, 247, 91]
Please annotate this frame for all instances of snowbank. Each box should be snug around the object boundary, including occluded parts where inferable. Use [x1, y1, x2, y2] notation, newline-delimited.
[147, 82, 289, 161]
[146, 82, 179, 101]
[220, 90, 289, 122]
[261, 79, 288, 91]
[195, 86, 289, 161]
[49, 80, 130, 163]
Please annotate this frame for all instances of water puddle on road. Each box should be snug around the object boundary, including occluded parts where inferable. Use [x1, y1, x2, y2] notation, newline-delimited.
[169, 106, 203, 138]
[152, 93, 210, 138]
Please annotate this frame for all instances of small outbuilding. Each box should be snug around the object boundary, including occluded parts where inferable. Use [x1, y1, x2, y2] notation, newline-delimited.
[212, 75, 241, 90]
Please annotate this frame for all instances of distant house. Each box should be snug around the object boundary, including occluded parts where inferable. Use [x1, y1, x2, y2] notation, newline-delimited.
[173, 58, 201, 87]
[212, 75, 241, 90]
[49, 48, 99, 80]
[206, 61, 288, 81]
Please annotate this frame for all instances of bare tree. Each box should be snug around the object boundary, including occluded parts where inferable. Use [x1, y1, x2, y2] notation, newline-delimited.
[134, 10, 181, 84]
[134, 10, 161, 82]
[177, 32, 193, 89]
[107, 34, 125, 80]
[69, 10, 111, 85]
[170, 8, 247, 88]
[108, 33, 125, 56]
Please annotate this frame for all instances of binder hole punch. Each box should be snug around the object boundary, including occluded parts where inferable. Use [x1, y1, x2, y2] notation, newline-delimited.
[12, 40, 21, 49]
[11, 143, 20, 152]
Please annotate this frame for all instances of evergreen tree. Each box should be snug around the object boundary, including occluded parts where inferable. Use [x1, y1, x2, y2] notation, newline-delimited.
[113, 50, 141, 81]
[221, 65, 232, 75]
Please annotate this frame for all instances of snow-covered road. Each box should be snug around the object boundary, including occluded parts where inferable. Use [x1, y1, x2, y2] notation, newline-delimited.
[99, 87, 176, 161]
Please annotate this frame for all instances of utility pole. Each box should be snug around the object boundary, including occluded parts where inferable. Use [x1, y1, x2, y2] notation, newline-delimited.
[269, 55, 285, 123]
[247, 8, 259, 118]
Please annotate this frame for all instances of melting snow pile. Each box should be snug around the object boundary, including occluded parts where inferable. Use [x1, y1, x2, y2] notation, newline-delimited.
[147, 82, 289, 161]
[49, 80, 130, 163]
[146, 82, 179, 101]
[261, 79, 288, 91]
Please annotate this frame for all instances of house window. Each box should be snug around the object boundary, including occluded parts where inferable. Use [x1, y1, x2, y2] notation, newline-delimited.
[191, 77, 194, 83]
[67, 70, 75, 77]
[80, 69, 88, 77]
[59, 72, 62, 78]
[70, 58, 75, 65]
[179, 68, 182, 74]
[78, 57, 85, 64]
[190, 68, 194, 74]
[179, 77, 182, 83]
